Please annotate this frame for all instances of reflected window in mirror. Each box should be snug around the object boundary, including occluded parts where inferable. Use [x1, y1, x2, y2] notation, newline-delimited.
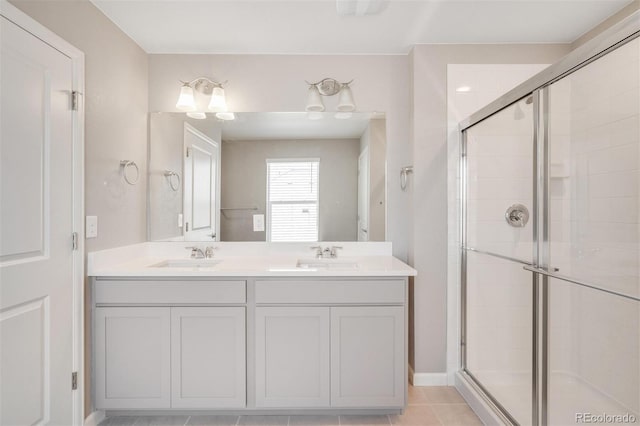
[267, 159, 319, 242]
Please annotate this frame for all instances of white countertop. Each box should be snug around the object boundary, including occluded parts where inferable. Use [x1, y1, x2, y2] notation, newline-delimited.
[88, 242, 417, 278]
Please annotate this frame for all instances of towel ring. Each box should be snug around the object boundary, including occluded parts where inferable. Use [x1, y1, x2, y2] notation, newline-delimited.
[400, 166, 413, 191]
[164, 170, 181, 192]
[120, 160, 139, 185]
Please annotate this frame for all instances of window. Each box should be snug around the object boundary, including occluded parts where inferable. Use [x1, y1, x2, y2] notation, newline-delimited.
[266, 159, 319, 242]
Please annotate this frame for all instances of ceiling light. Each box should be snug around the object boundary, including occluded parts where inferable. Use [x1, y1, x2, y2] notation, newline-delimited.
[336, 84, 356, 112]
[176, 83, 196, 111]
[215, 112, 236, 121]
[186, 112, 207, 120]
[305, 85, 325, 112]
[208, 86, 228, 112]
[456, 86, 471, 93]
[335, 112, 353, 120]
[305, 78, 356, 113]
[176, 76, 233, 118]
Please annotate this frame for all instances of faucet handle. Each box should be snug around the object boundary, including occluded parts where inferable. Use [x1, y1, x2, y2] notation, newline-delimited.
[310, 245, 323, 258]
[205, 246, 218, 258]
[330, 246, 343, 258]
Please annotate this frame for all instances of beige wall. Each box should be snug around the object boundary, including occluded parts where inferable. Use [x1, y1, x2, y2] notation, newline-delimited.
[409, 44, 572, 375]
[220, 139, 359, 241]
[148, 54, 412, 260]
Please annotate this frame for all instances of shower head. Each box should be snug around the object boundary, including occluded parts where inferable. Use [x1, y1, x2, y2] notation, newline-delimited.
[525, 96, 533, 105]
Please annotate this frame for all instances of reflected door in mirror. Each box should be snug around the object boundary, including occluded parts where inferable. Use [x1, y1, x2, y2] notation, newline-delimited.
[183, 123, 220, 241]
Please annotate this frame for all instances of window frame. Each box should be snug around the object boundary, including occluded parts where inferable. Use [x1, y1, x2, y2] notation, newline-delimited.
[265, 158, 321, 242]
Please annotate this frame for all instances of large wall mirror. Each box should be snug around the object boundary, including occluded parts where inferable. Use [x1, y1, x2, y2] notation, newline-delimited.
[148, 112, 386, 242]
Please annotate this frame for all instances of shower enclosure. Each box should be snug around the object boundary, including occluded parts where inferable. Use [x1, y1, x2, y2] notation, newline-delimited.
[459, 12, 640, 426]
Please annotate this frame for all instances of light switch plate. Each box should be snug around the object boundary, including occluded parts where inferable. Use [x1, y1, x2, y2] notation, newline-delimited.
[253, 214, 265, 232]
[86, 215, 98, 238]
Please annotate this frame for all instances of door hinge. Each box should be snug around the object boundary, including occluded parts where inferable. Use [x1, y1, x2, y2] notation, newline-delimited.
[72, 372, 78, 390]
[186, 147, 192, 158]
[71, 91, 80, 111]
[72, 232, 78, 250]
[185, 222, 189, 232]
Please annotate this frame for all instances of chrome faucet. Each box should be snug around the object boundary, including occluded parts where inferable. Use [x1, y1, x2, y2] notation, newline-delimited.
[204, 246, 218, 259]
[186, 246, 205, 259]
[310, 245, 343, 259]
[310, 246, 323, 259]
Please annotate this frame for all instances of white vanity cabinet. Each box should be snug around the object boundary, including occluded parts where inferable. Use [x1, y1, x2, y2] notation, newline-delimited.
[171, 307, 246, 408]
[255, 307, 331, 408]
[94, 307, 171, 409]
[254, 279, 407, 410]
[330, 306, 405, 407]
[93, 276, 408, 413]
[93, 279, 247, 410]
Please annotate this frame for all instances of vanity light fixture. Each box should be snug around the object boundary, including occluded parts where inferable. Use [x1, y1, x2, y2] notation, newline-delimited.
[175, 77, 235, 120]
[305, 78, 356, 116]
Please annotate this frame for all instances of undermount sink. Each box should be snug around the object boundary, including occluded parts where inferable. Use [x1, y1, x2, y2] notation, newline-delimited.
[296, 258, 359, 270]
[151, 259, 222, 269]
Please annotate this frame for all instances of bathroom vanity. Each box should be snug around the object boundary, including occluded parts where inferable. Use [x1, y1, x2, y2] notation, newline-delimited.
[88, 242, 416, 415]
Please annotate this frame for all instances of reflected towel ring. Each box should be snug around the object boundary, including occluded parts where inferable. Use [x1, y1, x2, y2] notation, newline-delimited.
[164, 170, 181, 192]
[120, 160, 139, 185]
[400, 166, 413, 191]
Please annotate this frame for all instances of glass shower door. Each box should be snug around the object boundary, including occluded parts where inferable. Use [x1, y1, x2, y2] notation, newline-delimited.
[464, 98, 537, 426]
[545, 36, 640, 425]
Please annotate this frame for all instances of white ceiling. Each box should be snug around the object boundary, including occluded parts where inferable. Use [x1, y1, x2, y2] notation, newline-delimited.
[220, 112, 374, 140]
[91, 0, 633, 54]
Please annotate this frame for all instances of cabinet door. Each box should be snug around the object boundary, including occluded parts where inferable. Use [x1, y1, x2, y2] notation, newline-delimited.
[171, 307, 246, 408]
[255, 307, 330, 407]
[95, 307, 171, 409]
[330, 306, 405, 407]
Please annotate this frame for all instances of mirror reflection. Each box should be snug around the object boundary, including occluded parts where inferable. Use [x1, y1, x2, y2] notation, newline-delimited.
[148, 112, 386, 242]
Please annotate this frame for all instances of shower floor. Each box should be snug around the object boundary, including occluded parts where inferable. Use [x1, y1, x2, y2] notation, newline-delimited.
[470, 370, 639, 425]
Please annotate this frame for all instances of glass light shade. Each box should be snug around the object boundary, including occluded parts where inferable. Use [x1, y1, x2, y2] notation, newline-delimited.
[186, 112, 207, 119]
[335, 112, 353, 120]
[336, 85, 356, 112]
[215, 112, 235, 121]
[208, 86, 228, 112]
[307, 111, 324, 120]
[305, 85, 325, 112]
[176, 84, 196, 111]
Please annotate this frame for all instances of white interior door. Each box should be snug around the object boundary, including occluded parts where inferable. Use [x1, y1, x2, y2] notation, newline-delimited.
[0, 13, 77, 426]
[183, 123, 220, 241]
[357, 148, 370, 241]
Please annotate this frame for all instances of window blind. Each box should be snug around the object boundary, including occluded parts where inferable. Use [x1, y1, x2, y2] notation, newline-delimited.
[267, 160, 319, 242]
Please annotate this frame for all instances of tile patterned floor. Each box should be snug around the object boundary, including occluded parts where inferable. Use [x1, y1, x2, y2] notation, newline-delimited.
[98, 385, 483, 426]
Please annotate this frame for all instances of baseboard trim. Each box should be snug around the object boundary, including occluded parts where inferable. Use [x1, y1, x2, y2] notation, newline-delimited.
[411, 372, 449, 386]
[84, 410, 106, 426]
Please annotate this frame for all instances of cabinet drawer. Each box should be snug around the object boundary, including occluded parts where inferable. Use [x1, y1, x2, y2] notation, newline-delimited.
[95, 279, 246, 304]
[255, 279, 405, 304]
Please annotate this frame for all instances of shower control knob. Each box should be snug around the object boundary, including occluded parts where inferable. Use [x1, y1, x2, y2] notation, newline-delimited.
[505, 204, 529, 228]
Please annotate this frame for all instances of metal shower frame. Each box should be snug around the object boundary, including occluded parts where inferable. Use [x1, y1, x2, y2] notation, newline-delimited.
[458, 10, 640, 426]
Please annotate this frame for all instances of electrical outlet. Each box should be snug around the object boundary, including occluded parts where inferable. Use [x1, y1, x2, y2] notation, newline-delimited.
[253, 214, 265, 232]
[86, 216, 98, 238]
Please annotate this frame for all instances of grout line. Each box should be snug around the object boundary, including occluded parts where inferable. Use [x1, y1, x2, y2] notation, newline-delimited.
[387, 414, 392, 425]
[235, 415, 241, 426]
[183, 415, 191, 426]
[287, 415, 290, 426]
[338, 415, 341, 426]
